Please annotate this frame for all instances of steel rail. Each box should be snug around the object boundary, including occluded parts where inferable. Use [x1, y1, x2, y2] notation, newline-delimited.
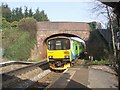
[0, 61, 34, 67]
[2, 60, 48, 76]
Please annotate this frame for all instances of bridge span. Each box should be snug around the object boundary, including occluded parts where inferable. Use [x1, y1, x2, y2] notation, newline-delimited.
[31, 22, 90, 59]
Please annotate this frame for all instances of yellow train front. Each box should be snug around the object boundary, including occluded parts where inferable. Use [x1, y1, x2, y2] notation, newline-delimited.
[46, 36, 85, 70]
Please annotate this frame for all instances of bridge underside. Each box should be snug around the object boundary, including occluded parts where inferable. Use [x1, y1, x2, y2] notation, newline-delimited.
[44, 33, 84, 42]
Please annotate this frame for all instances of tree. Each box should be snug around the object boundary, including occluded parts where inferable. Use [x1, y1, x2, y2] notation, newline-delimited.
[88, 21, 97, 31]
[15, 7, 20, 21]
[18, 7, 24, 20]
[11, 8, 16, 22]
[1, 3, 49, 22]
[39, 10, 49, 21]
[1, 3, 11, 22]
[33, 8, 41, 21]
[93, 1, 117, 67]
[24, 6, 29, 17]
[28, 8, 33, 17]
[18, 17, 37, 35]
[34, 9, 49, 21]
[106, 6, 117, 66]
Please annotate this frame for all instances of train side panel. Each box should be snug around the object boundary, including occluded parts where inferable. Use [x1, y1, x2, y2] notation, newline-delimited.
[70, 39, 84, 61]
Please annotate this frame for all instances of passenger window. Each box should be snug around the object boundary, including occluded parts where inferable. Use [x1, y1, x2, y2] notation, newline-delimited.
[76, 46, 77, 50]
[63, 40, 70, 50]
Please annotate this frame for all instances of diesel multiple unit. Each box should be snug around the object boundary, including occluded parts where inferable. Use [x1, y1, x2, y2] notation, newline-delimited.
[46, 36, 86, 70]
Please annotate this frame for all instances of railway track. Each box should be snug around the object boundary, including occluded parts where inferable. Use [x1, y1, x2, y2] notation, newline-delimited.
[1, 59, 82, 89]
[26, 59, 83, 89]
[0, 61, 34, 74]
[1, 59, 118, 89]
[28, 70, 64, 89]
[2, 60, 48, 75]
[1, 60, 50, 88]
[0, 61, 34, 67]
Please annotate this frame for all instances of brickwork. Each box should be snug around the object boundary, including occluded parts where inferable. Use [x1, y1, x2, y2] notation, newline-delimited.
[30, 22, 90, 60]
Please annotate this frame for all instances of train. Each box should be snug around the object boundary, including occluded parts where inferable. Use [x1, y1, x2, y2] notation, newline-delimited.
[46, 36, 86, 70]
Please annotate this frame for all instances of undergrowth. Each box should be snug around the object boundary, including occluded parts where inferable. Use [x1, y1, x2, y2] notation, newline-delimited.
[2, 28, 36, 61]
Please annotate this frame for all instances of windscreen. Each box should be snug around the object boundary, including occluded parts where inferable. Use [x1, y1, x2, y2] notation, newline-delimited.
[48, 38, 70, 50]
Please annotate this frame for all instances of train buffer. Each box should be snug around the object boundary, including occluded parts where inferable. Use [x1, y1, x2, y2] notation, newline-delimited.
[46, 66, 118, 89]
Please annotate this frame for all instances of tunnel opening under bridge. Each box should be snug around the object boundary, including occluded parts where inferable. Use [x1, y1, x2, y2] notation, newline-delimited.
[44, 33, 85, 43]
[42, 33, 85, 59]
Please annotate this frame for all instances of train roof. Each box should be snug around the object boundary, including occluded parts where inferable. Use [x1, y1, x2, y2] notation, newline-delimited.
[71, 37, 85, 43]
[47, 36, 85, 44]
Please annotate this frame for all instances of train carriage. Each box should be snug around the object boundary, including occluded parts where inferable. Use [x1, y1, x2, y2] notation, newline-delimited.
[46, 36, 86, 70]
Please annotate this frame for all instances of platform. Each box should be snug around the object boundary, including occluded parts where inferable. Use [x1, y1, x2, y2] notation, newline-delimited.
[47, 66, 118, 89]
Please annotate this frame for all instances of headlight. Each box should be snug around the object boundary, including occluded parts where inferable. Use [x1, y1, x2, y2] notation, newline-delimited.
[49, 56, 53, 58]
[64, 51, 69, 54]
[64, 56, 69, 58]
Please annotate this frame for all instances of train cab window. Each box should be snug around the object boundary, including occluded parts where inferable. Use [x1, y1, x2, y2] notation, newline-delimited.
[63, 39, 70, 50]
[56, 41, 62, 49]
[48, 40, 55, 50]
[48, 38, 70, 50]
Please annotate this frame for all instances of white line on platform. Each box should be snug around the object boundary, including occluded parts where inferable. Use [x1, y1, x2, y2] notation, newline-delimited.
[63, 69, 68, 73]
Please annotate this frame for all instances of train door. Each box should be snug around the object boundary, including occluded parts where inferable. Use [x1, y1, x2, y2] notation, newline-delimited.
[77, 44, 80, 56]
[75, 43, 80, 57]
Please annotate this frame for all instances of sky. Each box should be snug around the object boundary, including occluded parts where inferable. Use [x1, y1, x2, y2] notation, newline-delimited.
[1, 0, 108, 28]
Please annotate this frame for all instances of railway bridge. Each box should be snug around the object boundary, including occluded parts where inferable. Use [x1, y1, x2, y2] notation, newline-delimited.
[31, 22, 90, 59]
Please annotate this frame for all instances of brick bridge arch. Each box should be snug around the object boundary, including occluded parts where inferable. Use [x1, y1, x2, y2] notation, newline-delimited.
[31, 22, 90, 60]
[44, 33, 86, 42]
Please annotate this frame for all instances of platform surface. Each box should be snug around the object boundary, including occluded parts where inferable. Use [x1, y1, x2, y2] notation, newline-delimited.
[47, 66, 118, 89]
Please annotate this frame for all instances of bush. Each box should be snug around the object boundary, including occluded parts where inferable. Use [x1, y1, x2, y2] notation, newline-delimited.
[18, 17, 37, 32]
[3, 31, 36, 61]
[3, 17, 37, 61]
[86, 30, 109, 60]
[2, 28, 20, 48]
[2, 17, 11, 28]
[91, 59, 110, 65]
[11, 21, 18, 27]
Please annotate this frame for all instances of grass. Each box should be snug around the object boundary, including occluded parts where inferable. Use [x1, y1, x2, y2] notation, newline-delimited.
[86, 59, 110, 65]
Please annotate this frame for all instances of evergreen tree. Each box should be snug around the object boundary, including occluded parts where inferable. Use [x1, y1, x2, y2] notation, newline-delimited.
[44, 14, 49, 21]
[11, 8, 16, 22]
[1, 3, 49, 22]
[11, 7, 23, 22]
[28, 8, 33, 17]
[15, 7, 19, 21]
[1, 3, 12, 22]
[33, 8, 40, 21]
[40, 10, 49, 21]
[88, 22, 97, 31]
[34, 9, 49, 21]
[24, 6, 28, 17]
[19, 7, 23, 20]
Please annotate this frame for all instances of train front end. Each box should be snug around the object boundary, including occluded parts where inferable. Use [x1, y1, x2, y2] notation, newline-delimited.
[47, 37, 71, 70]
